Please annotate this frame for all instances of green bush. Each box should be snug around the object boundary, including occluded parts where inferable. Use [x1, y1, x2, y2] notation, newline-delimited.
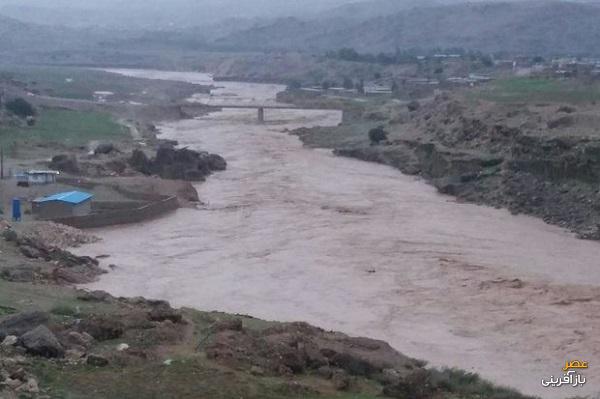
[368, 126, 388, 145]
[51, 304, 78, 317]
[5, 98, 36, 118]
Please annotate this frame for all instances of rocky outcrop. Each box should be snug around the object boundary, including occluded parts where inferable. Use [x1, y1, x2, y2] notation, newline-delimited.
[19, 326, 64, 358]
[1, 229, 105, 284]
[78, 315, 124, 341]
[94, 143, 116, 155]
[128, 145, 227, 182]
[48, 154, 80, 174]
[205, 320, 428, 396]
[321, 95, 600, 240]
[0, 311, 49, 342]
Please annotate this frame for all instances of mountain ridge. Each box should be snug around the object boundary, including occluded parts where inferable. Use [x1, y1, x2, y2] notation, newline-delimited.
[213, 1, 600, 55]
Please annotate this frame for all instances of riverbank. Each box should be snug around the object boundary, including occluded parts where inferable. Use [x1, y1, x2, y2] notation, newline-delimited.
[0, 230, 535, 399]
[0, 67, 543, 399]
[285, 87, 600, 241]
[69, 70, 600, 398]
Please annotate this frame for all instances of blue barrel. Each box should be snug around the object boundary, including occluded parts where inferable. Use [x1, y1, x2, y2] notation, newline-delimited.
[12, 198, 21, 222]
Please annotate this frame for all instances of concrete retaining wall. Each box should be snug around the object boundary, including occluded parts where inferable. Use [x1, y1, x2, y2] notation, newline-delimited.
[54, 196, 179, 229]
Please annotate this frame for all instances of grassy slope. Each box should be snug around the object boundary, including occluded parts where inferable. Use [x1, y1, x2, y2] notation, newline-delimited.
[0, 276, 383, 399]
[0, 108, 128, 147]
[472, 77, 600, 104]
[0, 273, 535, 399]
[1, 66, 146, 101]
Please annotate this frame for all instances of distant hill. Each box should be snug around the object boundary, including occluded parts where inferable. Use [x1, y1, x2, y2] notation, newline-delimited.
[214, 1, 600, 55]
[4, 1, 600, 58]
[314, 0, 496, 20]
[0, 0, 355, 28]
[0, 14, 62, 50]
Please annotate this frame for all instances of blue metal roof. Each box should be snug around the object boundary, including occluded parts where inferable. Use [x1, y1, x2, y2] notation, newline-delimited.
[34, 191, 93, 205]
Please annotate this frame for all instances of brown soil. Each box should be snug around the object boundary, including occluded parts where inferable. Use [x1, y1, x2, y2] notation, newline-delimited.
[295, 92, 600, 240]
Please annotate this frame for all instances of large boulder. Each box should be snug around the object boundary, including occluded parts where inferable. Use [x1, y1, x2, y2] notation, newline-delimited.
[128, 149, 152, 175]
[547, 115, 575, 129]
[206, 153, 227, 171]
[407, 100, 421, 112]
[49, 154, 80, 174]
[94, 143, 115, 155]
[19, 325, 64, 358]
[0, 311, 49, 341]
[147, 302, 184, 324]
[129, 146, 226, 182]
[79, 315, 124, 341]
[0, 265, 38, 283]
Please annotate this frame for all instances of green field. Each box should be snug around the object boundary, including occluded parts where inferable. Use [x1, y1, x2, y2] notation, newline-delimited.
[474, 77, 600, 103]
[0, 65, 168, 101]
[0, 65, 204, 103]
[0, 108, 128, 147]
[0, 66, 135, 100]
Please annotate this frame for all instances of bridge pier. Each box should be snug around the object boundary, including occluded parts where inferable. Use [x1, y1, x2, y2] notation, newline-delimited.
[257, 107, 265, 123]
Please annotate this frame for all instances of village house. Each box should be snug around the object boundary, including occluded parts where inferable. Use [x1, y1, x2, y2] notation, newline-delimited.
[363, 83, 393, 96]
[15, 170, 60, 186]
[32, 191, 93, 220]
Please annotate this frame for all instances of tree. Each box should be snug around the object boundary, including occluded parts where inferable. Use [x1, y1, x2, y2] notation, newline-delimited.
[368, 126, 388, 145]
[480, 55, 494, 67]
[287, 80, 301, 90]
[337, 47, 361, 62]
[355, 80, 365, 95]
[5, 98, 35, 118]
[407, 100, 421, 112]
[342, 77, 354, 90]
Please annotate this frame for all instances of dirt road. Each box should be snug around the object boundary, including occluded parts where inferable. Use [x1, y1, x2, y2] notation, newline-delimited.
[76, 70, 600, 398]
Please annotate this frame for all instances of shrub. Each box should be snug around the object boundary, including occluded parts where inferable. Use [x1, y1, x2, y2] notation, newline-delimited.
[368, 125, 388, 145]
[51, 304, 79, 317]
[5, 98, 36, 118]
[407, 100, 421, 112]
[287, 80, 301, 90]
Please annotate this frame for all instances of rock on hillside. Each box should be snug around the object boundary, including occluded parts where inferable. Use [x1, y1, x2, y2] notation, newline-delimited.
[129, 145, 227, 182]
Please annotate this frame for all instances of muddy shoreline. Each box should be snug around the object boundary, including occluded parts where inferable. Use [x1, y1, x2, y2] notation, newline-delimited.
[288, 92, 600, 241]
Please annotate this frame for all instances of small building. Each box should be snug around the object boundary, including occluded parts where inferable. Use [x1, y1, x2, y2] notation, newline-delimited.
[15, 170, 60, 186]
[468, 73, 493, 82]
[32, 191, 93, 220]
[364, 84, 393, 96]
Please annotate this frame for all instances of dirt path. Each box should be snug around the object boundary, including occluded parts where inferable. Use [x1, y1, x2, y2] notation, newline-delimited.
[75, 70, 600, 398]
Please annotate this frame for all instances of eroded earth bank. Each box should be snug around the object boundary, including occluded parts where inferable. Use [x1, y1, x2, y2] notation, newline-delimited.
[76, 70, 600, 398]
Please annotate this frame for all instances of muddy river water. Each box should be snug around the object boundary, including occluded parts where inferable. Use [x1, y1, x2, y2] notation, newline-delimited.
[78, 70, 600, 398]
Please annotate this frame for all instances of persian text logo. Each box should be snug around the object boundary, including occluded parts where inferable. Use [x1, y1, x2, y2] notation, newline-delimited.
[541, 360, 588, 388]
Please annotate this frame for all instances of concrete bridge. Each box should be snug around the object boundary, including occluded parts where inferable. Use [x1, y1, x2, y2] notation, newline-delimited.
[185, 103, 333, 123]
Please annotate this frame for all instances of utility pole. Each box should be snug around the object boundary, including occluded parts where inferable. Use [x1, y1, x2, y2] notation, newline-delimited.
[0, 145, 4, 180]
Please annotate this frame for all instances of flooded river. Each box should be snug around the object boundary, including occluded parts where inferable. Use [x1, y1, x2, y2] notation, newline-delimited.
[78, 70, 600, 398]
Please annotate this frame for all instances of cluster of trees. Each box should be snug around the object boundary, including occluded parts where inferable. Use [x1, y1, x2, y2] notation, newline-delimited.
[368, 126, 388, 145]
[325, 48, 421, 65]
[7, 98, 35, 118]
[325, 47, 504, 68]
[3, 98, 35, 119]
